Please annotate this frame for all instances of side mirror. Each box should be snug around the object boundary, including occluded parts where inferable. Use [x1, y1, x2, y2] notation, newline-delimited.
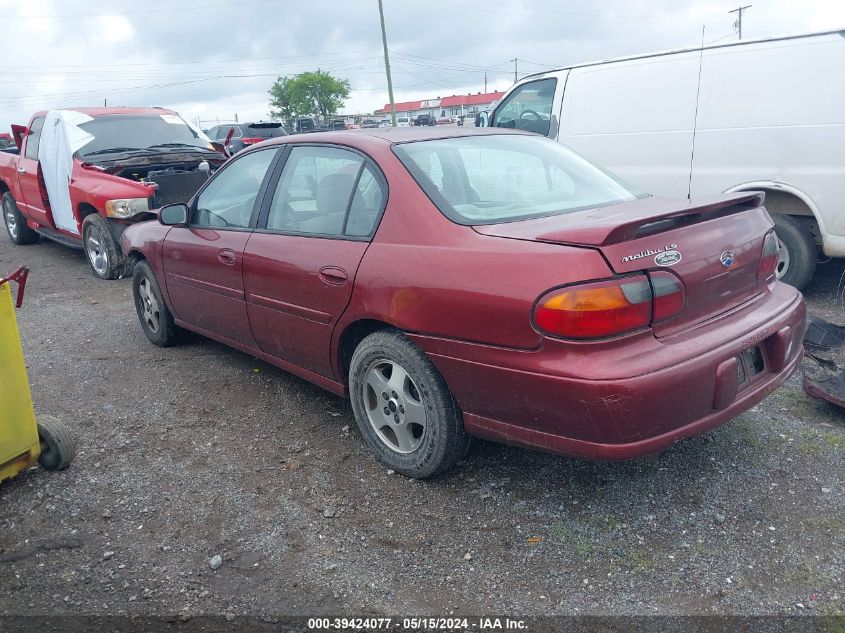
[476, 111, 489, 128]
[159, 203, 189, 226]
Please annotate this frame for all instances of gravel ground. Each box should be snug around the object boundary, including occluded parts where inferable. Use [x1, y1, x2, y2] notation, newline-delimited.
[0, 236, 842, 620]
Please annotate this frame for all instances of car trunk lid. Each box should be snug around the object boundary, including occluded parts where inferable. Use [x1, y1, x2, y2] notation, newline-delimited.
[473, 192, 773, 337]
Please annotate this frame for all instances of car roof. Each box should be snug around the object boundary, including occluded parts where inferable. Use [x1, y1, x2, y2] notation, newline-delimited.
[31, 106, 177, 118]
[266, 126, 532, 148]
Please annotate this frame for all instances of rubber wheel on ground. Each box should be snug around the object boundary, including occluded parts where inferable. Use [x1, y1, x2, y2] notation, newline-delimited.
[2, 191, 38, 245]
[349, 329, 471, 478]
[37, 415, 76, 471]
[82, 214, 125, 280]
[772, 214, 816, 291]
[132, 259, 185, 347]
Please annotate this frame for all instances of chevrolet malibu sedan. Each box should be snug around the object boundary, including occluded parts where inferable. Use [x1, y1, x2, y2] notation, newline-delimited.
[121, 128, 805, 478]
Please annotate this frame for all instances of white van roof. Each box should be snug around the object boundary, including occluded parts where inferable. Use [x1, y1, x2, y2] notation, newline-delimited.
[519, 28, 845, 81]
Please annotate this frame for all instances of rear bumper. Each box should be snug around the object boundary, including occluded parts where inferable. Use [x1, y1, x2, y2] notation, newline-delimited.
[410, 284, 805, 459]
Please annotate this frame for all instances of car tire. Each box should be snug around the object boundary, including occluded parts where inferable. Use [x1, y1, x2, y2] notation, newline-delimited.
[132, 259, 185, 347]
[772, 214, 816, 291]
[82, 215, 126, 280]
[36, 415, 76, 471]
[349, 329, 471, 478]
[2, 192, 38, 245]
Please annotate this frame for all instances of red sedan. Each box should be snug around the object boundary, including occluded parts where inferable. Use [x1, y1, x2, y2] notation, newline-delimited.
[121, 128, 805, 478]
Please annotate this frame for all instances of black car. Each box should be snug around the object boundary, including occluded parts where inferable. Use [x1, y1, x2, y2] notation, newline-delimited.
[414, 114, 436, 126]
[206, 121, 287, 154]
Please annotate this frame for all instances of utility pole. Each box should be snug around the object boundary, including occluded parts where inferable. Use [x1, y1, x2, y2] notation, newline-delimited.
[511, 58, 518, 83]
[728, 4, 751, 40]
[377, 0, 397, 127]
[484, 72, 487, 93]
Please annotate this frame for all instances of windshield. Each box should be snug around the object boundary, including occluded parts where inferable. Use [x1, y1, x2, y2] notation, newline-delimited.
[77, 114, 213, 157]
[394, 134, 641, 224]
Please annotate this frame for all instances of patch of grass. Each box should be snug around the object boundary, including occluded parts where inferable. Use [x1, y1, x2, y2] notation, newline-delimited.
[797, 428, 845, 456]
[804, 515, 845, 534]
[550, 521, 596, 560]
[619, 547, 656, 572]
[777, 386, 813, 417]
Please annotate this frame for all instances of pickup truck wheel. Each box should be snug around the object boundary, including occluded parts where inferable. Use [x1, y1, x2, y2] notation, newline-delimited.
[82, 215, 125, 280]
[132, 259, 185, 347]
[2, 192, 38, 245]
[772, 214, 816, 291]
[349, 329, 471, 479]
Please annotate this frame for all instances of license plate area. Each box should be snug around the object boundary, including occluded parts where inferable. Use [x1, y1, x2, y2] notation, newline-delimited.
[737, 345, 765, 386]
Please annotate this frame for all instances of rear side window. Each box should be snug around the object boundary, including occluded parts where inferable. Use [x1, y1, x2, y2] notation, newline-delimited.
[493, 78, 557, 136]
[265, 146, 384, 238]
[24, 116, 45, 160]
[395, 134, 638, 225]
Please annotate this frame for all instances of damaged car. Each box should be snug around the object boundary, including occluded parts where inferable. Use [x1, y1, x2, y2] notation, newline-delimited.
[0, 107, 226, 279]
[122, 128, 805, 478]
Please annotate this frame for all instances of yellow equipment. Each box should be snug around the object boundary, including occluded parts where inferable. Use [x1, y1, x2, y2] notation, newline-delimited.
[0, 267, 75, 484]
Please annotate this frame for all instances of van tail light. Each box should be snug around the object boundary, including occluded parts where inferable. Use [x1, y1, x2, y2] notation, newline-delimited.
[241, 137, 262, 145]
[534, 275, 652, 339]
[650, 271, 685, 322]
[758, 230, 779, 284]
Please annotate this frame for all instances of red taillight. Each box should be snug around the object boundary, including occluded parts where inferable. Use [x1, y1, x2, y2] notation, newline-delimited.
[650, 271, 685, 322]
[758, 230, 779, 284]
[241, 137, 262, 144]
[534, 276, 652, 339]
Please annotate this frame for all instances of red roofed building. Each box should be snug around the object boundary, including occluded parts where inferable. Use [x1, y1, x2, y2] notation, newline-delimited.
[377, 91, 505, 122]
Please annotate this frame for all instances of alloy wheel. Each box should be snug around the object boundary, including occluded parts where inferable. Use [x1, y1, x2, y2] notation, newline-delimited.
[4, 200, 17, 239]
[85, 227, 109, 276]
[776, 236, 790, 279]
[138, 277, 161, 334]
[363, 359, 427, 454]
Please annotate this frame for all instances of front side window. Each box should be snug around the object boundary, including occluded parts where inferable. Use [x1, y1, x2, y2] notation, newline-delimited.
[192, 148, 276, 228]
[24, 116, 45, 160]
[493, 78, 557, 136]
[265, 146, 384, 238]
[395, 134, 639, 225]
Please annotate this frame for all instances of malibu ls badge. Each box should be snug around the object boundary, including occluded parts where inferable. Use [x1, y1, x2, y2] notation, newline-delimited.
[621, 243, 680, 266]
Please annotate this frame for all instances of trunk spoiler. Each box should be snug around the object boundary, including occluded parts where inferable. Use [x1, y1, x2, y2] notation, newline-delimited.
[532, 192, 765, 247]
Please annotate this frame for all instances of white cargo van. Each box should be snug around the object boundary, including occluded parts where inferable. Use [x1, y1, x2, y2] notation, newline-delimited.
[481, 29, 845, 289]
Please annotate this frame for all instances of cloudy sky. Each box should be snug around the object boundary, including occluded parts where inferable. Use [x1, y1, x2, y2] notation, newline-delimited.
[0, 0, 842, 130]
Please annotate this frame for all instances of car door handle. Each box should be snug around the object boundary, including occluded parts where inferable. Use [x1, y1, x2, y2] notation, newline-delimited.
[217, 249, 236, 265]
[16, 167, 26, 174]
[318, 266, 348, 286]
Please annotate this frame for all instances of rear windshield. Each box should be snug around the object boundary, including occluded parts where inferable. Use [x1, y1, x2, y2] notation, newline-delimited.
[77, 114, 212, 157]
[394, 134, 640, 224]
[245, 123, 287, 138]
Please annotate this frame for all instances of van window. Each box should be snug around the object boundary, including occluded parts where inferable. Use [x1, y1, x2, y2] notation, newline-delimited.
[492, 78, 557, 136]
[24, 116, 45, 160]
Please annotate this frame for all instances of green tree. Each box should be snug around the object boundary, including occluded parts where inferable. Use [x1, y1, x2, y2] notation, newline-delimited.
[268, 70, 351, 122]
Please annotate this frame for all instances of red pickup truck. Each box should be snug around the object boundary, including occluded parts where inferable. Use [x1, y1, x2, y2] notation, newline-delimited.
[0, 107, 225, 279]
